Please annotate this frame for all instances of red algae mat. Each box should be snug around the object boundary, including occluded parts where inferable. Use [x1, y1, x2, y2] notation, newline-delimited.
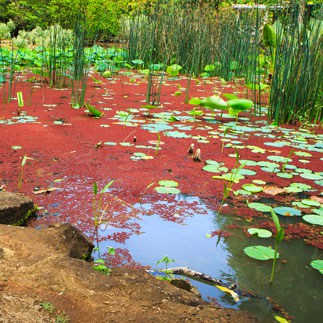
[1, 71, 323, 260]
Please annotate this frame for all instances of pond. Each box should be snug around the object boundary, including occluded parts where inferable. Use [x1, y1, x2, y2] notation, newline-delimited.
[92, 194, 322, 323]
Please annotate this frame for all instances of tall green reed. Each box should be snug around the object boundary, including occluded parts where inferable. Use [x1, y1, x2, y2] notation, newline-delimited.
[269, 2, 322, 124]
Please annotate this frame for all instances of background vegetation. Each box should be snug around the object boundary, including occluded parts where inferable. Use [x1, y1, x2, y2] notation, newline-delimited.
[0, 0, 322, 124]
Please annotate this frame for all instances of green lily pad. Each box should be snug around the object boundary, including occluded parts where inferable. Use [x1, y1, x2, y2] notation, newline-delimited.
[11, 145, 22, 150]
[234, 189, 252, 196]
[227, 99, 253, 111]
[158, 180, 179, 187]
[235, 169, 257, 176]
[252, 180, 267, 185]
[310, 260, 323, 274]
[213, 173, 245, 183]
[244, 246, 278, 261]
[200, 96, 227, 110]
[242, 184, 263, 193]
[164, 131, 191, 138]
[247, 228, 272, 238]
[274, 206, 302, 216]
[294, 151, 312, 157]
[239, 160, 257, 167]
[301, 199, 321, 207]
[277, 173, 293, 179]
[267, 156, 292, 163]
[303, 214, 323, 226]
[155, 186, 180, 194]
[313, 208, 323, 216]
[205, 160, 220, 166]
[203, 164, 222, 173]
[284, 186, 302, 193]
[290, 183, 312, 191]
[248, 202, 272, 213]
[300, 173, 323, 180]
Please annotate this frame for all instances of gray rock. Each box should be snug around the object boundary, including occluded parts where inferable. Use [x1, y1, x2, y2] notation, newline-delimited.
[0, 192, 35, 225]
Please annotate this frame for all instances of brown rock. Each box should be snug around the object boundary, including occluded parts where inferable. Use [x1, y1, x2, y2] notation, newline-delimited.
[0, 192, 35, 225]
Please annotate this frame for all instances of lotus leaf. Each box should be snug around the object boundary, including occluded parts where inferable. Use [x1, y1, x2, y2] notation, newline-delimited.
[227, 99, 253, 111]
[203, 165, 222, 173]
[242, 184, 263, 193]
[303, 214, 323, 226]
[313, 208, 323, 216]
[300, 173, 323, 180]
[277, 173, 293, 179]
[248, 202, 272, 213]
[274, 206, 302, 216]
[244, 246, 278, 261]
[247, 228, 272, 238]
[310, 260, 323, 274]
[200, 96, 227, 110]
[158, 180, 179, 187]
[155, 186, 180, 194]
[188, 97, 202, 106]
[301, 199, 321, 207]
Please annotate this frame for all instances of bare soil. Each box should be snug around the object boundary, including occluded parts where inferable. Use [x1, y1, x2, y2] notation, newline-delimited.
[0, 223, 257, 322]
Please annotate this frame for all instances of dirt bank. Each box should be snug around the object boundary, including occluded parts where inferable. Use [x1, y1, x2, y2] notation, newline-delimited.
[0, 223, 258, 322]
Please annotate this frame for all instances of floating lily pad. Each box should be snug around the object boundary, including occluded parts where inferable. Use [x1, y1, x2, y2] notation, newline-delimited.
[236, 169, 257, 176]
[244, 246, 278, 261]
[300, 173, 323, 181]
[290, 183, 312, 191]
[313, 208, 323, 216]
[213, 173, 245, 183]
[155, 186, 180, 194]
[267, 156, 292, 163]
[164, 131, 191, 138]
[248, 202, 272, 213]
[11, 145, 22, 150]
[205, 160, 220, 166]
[158, 180, 179, 187]
[104, 142, 117, 146]
[284, 186, 302, 193]
[310, 260, 323, 274]
[203, 164, 222, 173]
[247, 228, 272, 238]
[242, 184, 263, 193]
[303, 214, 323, 226]
[234, 189, 252, 196]
[294, 151, 312, 157]
[277, 173, 293, 179]
[252, 180, 266, 185]
[292, 201, 310, 208]
[274, 206, 302, 216]
[301, 199, 321, 207]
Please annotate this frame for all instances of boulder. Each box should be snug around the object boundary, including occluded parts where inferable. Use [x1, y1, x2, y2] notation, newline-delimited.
[0, 192, 35, 225]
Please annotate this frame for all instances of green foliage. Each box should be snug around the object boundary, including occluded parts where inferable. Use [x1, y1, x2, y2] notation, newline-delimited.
[156, 255, 175, 281]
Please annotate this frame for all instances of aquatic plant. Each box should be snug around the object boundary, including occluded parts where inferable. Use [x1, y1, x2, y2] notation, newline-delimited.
[270, 209, 285, 283]
[156, 255, 175, 281]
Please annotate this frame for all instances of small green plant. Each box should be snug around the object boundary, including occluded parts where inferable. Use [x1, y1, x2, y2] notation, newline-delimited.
[156, 255, 175, 281]
[40, 301, 70, 322]
[217, 149, 245, 214]
[93, 246, 115, 275]
[281, 149, 294, 173]
[270, 209, 285, 284]
[55, 313, 70, 323]
[93, 180, 115, 228]
[17, 91, 24, 114]
[155, 132, 161, 155]
[40, 301, 55, 313]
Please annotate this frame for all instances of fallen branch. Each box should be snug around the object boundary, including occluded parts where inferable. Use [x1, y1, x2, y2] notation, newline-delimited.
[166, 266, 227, 287]
[161, 266, 291, 320]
